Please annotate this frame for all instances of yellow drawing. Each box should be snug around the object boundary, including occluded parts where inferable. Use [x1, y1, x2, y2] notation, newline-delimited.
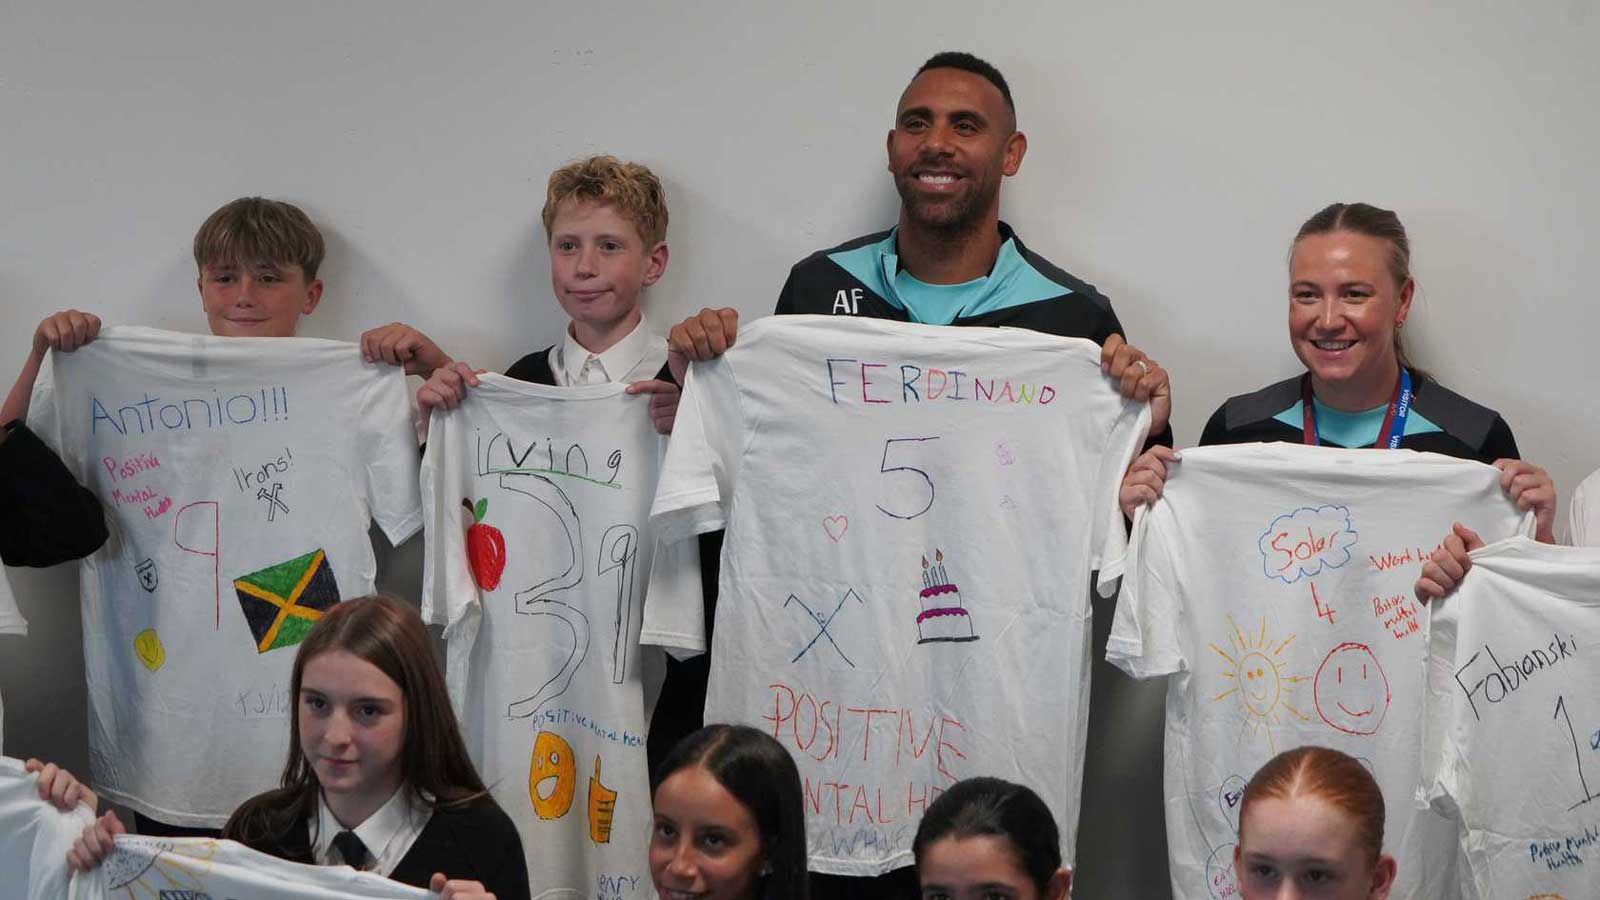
[1209, 614, 1310, 753]
[588, 754, 617, 844]
[104, 836, 219, 898]
[529, 729, 577, 819]
[133, 629, 165, 672]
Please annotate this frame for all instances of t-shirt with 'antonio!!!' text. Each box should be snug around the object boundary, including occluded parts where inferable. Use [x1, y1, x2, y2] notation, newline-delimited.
[28, 326, 423, 827]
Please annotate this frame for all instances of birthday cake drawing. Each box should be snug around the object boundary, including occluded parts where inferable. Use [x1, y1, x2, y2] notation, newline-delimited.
[916, 549, 979, 644]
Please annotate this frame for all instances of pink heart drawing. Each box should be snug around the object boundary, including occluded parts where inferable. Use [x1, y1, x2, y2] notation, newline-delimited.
[822, 515, 849, 543]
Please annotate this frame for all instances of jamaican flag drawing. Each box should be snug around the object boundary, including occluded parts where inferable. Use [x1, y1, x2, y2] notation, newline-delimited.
[232, 549, 340, 653]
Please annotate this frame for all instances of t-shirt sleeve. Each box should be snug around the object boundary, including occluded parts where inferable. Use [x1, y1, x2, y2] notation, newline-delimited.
[358, 367, 425, 545]
[419, 411, 477, 631]
[1105, 505, 1188, 679]
[0, 761, 95, 900]
[649, 359, 738, 544]
[1418, 599, 1465, 819]
[773, 266, 802, 315]
[1092, 400, 1152, 596]
[640, 533, 706, 659]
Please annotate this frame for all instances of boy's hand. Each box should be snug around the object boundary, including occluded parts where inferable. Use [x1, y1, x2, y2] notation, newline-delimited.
[430, 873, 496, 900]
[361, 323, 452, 377]
[26, 758, 97, 812]
[667, 308, 739, 383]
[417, 362, 484, 413]
[626, 380, 680, 435]
[34, 310, 102, 355]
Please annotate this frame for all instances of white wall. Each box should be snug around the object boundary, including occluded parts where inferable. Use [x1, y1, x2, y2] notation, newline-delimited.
[2, 1, 1596, 893]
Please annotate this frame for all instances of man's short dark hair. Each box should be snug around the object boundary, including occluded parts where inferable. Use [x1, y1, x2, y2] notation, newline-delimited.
[915, 51, 1015, 114]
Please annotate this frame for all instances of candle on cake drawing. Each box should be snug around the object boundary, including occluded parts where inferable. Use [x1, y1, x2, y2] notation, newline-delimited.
[916, 549, 979, 644]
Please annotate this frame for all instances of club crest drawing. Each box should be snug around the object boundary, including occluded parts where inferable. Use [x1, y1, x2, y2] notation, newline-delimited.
[916, 549, 978, 644]
[231, 549, 341, 653]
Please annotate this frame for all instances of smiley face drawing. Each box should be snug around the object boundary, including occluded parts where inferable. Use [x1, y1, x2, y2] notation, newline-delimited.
[1314, 642, 1391, 736]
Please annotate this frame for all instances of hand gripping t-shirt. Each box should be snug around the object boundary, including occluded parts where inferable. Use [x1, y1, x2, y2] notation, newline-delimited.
[420, 374, 696, 900]
[0, 756, 96, 900]
[1103, 443, 1529, 900]
[1419, 537, 1600, 900]
[646, 315, 1149, 875]
[73, 835, 429, 899]
[27, 326, 423, 827]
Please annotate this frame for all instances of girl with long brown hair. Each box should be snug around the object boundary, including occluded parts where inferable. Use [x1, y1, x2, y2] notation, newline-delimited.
[67, 595, 529, 900]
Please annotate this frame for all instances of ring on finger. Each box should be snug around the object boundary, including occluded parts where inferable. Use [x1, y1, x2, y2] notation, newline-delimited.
[1133, 359, 1151, 376]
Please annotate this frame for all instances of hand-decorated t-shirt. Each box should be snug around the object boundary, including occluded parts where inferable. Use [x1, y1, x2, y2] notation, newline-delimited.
[0, 570, 24, 755]
[74, 835, 429, 899]
[421, 374, 694, 899]
[1572, 468, 1598, 547]
[28, 326, 423, 827]
[647, 315, 1149, 875]
[1420, 537, 1600, 900]
[0, 756, 95, 900]
[1104, 443, 1529, 900]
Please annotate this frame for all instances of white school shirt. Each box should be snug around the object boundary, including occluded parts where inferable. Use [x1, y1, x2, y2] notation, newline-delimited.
[0, 570, 24, 755]
[550, 321, 665, 386]
[72, 835, 430, 899]
[1104, 443, 1530, 900]
[0, 755, 95, 900]
[1420, 537, 1600, 900]
[27, 326, 423, 827]
[1571, 468, 1598, 546]
[646, 315, 1149, 875]
[421, 374, 693, 899]
[311, 788, 431, 876]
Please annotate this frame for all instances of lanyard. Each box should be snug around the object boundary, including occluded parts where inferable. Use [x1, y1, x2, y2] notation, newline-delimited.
[1301, 368, 1412, 449]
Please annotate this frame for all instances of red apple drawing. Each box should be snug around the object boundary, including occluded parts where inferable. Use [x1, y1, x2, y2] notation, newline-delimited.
[462, 497, 506, 591]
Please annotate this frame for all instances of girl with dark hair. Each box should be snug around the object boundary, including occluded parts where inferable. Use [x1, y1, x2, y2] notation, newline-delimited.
[649, 724, 808, 900]
[1234, 746, 1396, 900]
[66, 595, 529, 900]
[912, 777, 1070, 900]
[1119, 202, 1558, 538]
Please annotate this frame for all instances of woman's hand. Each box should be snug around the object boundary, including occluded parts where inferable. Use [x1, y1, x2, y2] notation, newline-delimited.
[1119, 446, 1181, 520]
[430, 873, 496, 900]
[67, 810, 126, 872]
[25, 758, 97, 812]
[1415, 523, 1484, 603]
[1493, 459, 1558, 543]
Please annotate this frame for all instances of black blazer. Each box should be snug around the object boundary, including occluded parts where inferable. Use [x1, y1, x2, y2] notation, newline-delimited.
[0, 421, 108, 566]
[240, 798, 530, 900]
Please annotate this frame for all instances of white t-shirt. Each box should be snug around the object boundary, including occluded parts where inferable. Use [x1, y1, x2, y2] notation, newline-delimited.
[0, 756, 95, 900]
[28, 326, 423, 826]
[421, 374, 692, 899]
[1104, 443, 1529, 900]
[1571, 468, 1598, 547]
[647, 315, 1148, 875]
[1420, 537, 1600, 900]
[73, 835, 429, 899]
[0, 569, 24, 756]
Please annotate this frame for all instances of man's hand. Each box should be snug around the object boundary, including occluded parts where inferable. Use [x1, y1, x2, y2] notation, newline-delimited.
[361, 323, 452, 377]
[417, 362, 485, 413]
[667, 308, 739, 384]
[626, 379, 680, 434]
[1100, 334, 1170, 435]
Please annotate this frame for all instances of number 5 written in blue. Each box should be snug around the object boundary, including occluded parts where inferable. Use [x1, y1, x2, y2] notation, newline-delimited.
[877, 436, 940, 520]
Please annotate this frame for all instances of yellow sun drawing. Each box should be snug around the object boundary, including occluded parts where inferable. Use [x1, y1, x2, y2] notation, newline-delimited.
[1209, 614, 1311, 753]
[103, 836, 220, 899]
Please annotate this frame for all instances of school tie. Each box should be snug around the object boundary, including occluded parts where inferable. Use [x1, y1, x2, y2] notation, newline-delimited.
[331, 830, 370, 870]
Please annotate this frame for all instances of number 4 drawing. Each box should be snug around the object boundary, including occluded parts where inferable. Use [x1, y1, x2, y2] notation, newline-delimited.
[1553, 695, 1599, 811]
[876, 436, 940, 520]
